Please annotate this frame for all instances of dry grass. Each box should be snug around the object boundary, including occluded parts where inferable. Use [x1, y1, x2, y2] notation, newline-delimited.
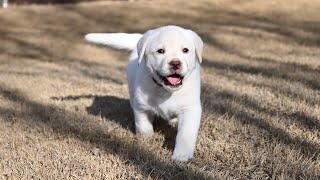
[0, 0, 320, 179]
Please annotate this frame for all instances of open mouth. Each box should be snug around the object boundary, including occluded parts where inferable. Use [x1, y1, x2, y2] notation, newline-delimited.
[157, 73, 183, 87]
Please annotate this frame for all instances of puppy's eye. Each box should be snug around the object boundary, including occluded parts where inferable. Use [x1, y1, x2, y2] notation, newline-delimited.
[157, 49, 165, 54]
[182, 48, 189, 53]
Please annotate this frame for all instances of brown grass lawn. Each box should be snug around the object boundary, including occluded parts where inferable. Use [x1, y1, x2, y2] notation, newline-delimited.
[0, 0, 319, 179]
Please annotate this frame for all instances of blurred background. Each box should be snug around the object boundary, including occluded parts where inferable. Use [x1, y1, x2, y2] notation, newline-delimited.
[7, 0, 107, 5]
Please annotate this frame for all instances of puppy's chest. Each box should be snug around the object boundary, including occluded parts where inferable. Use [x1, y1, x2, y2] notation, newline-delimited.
[153, 103, 180, 120]
[139, 97, 180, 120]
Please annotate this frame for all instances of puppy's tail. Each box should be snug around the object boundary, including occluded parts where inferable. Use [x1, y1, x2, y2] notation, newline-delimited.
[84, 33, 143, 50]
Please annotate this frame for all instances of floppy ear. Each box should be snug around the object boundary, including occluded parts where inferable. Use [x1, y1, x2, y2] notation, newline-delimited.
[187, 30, 203, 63]
[137, 30, 154, 64]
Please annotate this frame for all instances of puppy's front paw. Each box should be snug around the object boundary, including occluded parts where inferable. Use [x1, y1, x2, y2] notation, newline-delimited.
[136, 128, 154, 138]
[171, 149, 193, 162]
[168, 118, 178, 127]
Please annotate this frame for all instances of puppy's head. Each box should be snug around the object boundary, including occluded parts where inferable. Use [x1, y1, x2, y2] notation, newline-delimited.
[137, 26, 203, 92]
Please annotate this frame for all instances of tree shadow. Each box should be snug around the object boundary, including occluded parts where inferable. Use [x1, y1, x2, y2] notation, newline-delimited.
[1, 84, 210, 179]
[0, 31, 126, 85]
[201, 84, 320, 159]
[193, 7, 320, 48]
[210, 63, 320, 107]
[203, 58, 320, 91]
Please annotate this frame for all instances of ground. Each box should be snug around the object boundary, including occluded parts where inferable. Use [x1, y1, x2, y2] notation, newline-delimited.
[0, 0, 319, 179]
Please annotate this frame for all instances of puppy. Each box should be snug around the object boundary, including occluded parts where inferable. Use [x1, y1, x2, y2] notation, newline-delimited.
[85, 25, 203, 161]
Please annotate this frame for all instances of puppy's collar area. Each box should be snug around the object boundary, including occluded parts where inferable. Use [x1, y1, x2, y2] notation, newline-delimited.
[152, 77, 163, 87]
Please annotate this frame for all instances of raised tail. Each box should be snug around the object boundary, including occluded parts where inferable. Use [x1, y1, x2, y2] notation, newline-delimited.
[84, 33, 143, 50]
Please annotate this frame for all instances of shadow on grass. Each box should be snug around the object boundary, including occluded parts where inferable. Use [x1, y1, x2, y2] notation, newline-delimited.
[52, 94, 177, 152]
[83, 94, 178, 151]
[0, 32, 126, 85]
[87, 95, 177, 151]
[193, 6, 320, 48]
[1, 1, 319, 178]
[202, 57, 320, 91]
[1, 84, 210, 179]
[2, 81, 319, 178]
[201, 84, 320, 159]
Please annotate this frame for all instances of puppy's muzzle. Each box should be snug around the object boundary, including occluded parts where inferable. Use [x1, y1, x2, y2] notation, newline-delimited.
[169, 59, 182, 73]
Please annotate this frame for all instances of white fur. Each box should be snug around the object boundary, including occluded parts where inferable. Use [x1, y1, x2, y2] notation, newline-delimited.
[85, 25, 203, 162]
[85, 33, 143, 50]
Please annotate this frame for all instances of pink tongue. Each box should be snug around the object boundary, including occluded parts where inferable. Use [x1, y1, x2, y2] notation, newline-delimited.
[166, 75, 181, 85]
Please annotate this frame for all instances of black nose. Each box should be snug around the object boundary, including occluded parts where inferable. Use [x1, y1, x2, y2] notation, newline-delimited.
[169, 60, 182, 70]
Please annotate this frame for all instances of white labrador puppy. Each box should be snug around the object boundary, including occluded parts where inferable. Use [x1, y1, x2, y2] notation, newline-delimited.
[85, 25, 203, 161]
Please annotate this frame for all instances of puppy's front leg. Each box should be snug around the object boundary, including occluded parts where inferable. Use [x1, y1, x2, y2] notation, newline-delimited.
[172, 105, 202, 162]
[134, 109, 154, 137]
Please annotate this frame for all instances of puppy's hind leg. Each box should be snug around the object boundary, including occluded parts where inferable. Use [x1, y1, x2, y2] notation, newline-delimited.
[133, 109, 155, 137]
